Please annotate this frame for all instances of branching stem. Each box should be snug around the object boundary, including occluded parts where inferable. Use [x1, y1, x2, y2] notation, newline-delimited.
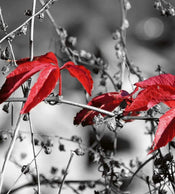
[58, 151, 75, 194]
[0, 114, 22, 193]
[28, 114, 41, 194]
[0, 0, 54, 44]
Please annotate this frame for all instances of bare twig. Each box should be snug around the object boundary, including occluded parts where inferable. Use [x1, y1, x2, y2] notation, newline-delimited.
[128, 152, 159, 185]
[30, 0, 36, 61]
[39, 0, 77, 64]
[5, 148, 43, 194]
[0, 114, 22, 193]
[0, 0, 55, 44]
[28, 114, 41, 194]
[5, 96, 160, 122]
[58, 151, 75, 194]
[0, 7, 17, 66]
[2, 179, 103, 194]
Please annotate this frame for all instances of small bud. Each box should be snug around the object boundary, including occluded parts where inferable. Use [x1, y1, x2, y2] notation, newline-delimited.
[112, 30, 121, 40]
[23, 114, 29, 121]
[46, 138, 54, 147]
[71, 135, 82, 143]
[50, 166, 58, 175]
[87, 181, 96, 188]
[44, 146, 52, 154]
[0, 131, 9, 143]
[18, 25, 28, 36]
[2, 103, 9, 113]
[78, 184, 86, 191]
[74, 148, 85, 156]
[67, 36, 77, 47]
[124, 0, 131, 10]
[121, 19, 129, 30]
[1, 47, 10, 60]
[24, 9, 32, 16]
[152, 173, 163, 184]
[1, 65, 10, 75]
[21, 165, 30, 174]
[154, 0, 162, 10]
[80, 50, 92, 60]
[59, 144, 66, 151]
[167, 7, 175, 16]
[38, 12, 45, 21]
[34, 138, 40, 146]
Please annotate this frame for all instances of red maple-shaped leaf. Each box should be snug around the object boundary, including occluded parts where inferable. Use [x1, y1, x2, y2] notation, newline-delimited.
[20, 65, 60, 114]
[135, 73, 175, 88]
[148, 107, 175, 154]
[74, 90, 130, 126]
[0, 52, 93, 114]
[60, 61, 93, 96]
[125, 85, 175, 113]
[0, 61, 51, 103]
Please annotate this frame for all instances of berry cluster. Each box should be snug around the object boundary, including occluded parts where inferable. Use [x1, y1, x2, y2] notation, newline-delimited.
[154, 0, 175, 16]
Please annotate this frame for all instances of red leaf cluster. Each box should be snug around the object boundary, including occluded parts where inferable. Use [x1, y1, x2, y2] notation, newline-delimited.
[74, 73, 175, 154]
[125, 74, 175, 153]
[0, 52, 93, 114]
[74, 90, 131, 126]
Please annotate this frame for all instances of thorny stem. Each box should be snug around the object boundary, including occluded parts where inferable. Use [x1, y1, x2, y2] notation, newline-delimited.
[28, 114, 41, 194]
[0, 0, 55, 44]
[5, 96, 159, 121]
[0, 114, 22, 193]
[58, 151, 75, 194]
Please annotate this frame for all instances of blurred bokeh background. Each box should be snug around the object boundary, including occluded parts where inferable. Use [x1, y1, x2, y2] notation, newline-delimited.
[0, 0, 175, 193]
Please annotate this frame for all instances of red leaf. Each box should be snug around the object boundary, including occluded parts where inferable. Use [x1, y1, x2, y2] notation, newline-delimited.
[148, 107, 175, 154]
[20, 65, 60, 114]
[125, 85, 175, 113]
[74, 90, 130, 126]
[135, 73, 175, 88]
[0, 61, 50, 103]
[17, 52, 58, 66]
[60, 61, 93, 96]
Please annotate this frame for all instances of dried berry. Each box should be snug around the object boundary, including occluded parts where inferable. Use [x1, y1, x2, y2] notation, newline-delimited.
[0, 131, 9, 143]
[44, 146, 52, 154]
[74, 148, 85, 156]
[21, 165, 30, 174]
[59, 144, 66, 151]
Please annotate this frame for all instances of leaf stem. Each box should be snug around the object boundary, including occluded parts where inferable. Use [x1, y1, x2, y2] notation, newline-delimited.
[0, 114, 22, 193]
[58, 151, 75, 194]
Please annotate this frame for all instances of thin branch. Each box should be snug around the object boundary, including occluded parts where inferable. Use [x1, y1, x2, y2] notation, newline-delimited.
[5, 96, 160, 122]
[39, 0, 77, 64]
[3, 179, 103, 194]
[0, 7, 17, 66]
[0, 114, 22, 193]
[128, 152, 159, 185]
[58, 151, 75, 194]
[30, 0, 36, 61]
[0, 0, 55, 44]
[28, 114, 41, 194]
[6, 96, 115, 117]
